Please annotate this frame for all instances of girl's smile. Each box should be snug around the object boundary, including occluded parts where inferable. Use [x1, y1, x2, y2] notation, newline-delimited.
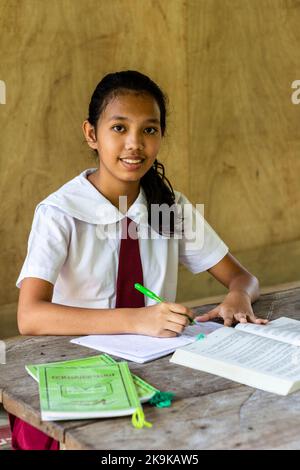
[119, 153, 145, 171]
[82, 91, 162, 207]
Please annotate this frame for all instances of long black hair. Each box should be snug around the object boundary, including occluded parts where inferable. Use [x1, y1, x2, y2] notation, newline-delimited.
[87, 70, 178, 235]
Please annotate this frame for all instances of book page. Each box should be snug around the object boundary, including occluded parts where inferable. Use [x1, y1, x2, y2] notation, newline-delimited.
[182, 327, 300, 380]
[183, 321, 223, 337]
[235, 317, 300, 346]
[72, 333, 195, 361]
[71, 322, 222, 362]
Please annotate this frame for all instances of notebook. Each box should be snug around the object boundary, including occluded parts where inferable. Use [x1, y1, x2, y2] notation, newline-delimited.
[38, 361, 142, 421]
[70, 322, 222, 363]
[26, 353, 158, 403]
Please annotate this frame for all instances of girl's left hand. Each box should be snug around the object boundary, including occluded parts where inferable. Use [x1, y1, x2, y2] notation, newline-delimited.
[195, 290, 268, 327]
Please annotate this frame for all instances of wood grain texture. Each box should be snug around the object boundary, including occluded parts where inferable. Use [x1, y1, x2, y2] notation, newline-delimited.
[0, 302, 18, 339]
[187, 0, 300, 252]
[0, 0, 188, 306]
[1, 288, 300, 449]
[0, 0, 300, 317]
[64, 387, 300, 450]
[184, 279, 300, 308]
[177, 238, 300, 302]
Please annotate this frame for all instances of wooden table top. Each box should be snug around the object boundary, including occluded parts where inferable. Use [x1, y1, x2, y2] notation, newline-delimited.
[1, 286, 300, 450]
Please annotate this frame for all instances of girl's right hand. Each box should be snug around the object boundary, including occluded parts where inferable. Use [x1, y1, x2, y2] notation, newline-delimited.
[133, 302, 195, 337]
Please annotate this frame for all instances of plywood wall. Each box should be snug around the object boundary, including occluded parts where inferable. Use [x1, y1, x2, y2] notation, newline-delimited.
[0, 0, 299, 314]
[178, 0, 300, 301]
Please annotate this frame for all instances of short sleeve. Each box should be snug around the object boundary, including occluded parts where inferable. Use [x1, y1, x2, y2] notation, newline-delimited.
[177, 193, 229, 274]
[16, 204, 71, 288]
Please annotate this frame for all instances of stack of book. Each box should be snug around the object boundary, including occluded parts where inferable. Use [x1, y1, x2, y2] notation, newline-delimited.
[26, 354, 159, 426]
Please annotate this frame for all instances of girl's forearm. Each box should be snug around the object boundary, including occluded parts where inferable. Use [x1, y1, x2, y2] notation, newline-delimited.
[227, 273, 260, 303]
[18, 300, 141, 335]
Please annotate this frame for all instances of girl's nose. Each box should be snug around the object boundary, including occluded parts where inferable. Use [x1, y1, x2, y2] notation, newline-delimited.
[125, 132, 145, 150]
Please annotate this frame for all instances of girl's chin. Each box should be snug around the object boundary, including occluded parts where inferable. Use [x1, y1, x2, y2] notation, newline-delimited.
[118, 161, 151, 179]
[119, 174, 143, 183]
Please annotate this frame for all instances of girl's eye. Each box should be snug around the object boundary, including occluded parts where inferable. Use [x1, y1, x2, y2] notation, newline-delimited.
[112, 125, 158, 135]
[112, 125, 124, 132]
[144, 127, 158, 135]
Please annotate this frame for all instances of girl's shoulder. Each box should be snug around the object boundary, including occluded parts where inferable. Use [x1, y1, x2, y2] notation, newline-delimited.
[173, 190, 192, 206]
[31, 203, 75, 239]
[33, 168, 103, 224]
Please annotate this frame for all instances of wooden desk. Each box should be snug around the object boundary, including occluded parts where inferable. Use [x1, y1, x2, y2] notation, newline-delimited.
[1, 286, 300, 450]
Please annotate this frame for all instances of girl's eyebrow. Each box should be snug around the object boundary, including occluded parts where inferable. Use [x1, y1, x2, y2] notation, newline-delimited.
[108, 115, 160, 124]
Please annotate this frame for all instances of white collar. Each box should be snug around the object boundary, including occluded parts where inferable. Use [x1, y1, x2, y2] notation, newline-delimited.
[36, 168, 149, 226]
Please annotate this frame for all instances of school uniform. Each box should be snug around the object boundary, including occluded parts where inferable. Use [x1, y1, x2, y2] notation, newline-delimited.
[12, 167, 229, 450]
[16, 167, 228, 301]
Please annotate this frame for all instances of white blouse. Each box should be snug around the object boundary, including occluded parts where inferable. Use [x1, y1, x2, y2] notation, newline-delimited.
[16, 168, 228, 308]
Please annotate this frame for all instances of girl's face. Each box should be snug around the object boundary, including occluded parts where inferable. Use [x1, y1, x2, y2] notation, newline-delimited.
[83, 92, 162, 185]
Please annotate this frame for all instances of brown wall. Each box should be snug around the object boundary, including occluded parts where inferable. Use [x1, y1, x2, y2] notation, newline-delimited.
[0, 0, 299, 323]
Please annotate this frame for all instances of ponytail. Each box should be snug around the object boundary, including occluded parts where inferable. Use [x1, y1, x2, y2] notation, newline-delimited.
[141, 159, 180, 235]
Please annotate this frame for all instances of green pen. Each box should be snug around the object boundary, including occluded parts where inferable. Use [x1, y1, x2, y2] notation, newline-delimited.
[134, 283, 196, 325]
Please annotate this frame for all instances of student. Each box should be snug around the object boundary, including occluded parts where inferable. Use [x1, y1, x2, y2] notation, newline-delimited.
[12, 70, 267, 450]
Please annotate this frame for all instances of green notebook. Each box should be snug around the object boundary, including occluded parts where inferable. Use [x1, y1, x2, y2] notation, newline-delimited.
[26, 354, 158, 403]
[38, 361, 143, 421]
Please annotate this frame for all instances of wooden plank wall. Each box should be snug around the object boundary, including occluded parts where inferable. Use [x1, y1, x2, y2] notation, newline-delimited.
[0, 0, 299, 328]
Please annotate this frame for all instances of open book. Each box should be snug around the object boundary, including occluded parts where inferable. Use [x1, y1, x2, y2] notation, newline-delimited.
[70, 322, 222, 363]
[38, 361, 143, 421]
[170, 317, 300, 395]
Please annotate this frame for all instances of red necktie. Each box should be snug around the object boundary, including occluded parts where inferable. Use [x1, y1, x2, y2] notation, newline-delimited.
[115, 217, 145, 308]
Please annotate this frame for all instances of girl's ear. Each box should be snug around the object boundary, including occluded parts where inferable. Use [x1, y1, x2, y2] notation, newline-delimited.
[82, 120, 98, 149]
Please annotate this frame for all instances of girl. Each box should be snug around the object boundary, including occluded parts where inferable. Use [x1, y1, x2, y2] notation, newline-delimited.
[12, 70, 267, 450]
